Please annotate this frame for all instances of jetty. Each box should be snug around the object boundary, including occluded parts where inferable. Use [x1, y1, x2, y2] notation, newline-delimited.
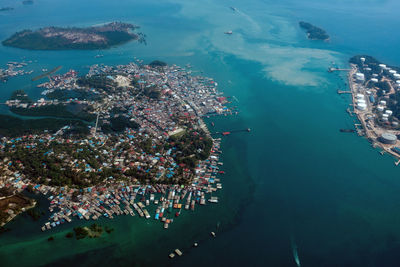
[337, 89, 352, 94]
[31, 66, 62, 81]
[328, 67, 351, 73]
[213, 128, 251, 136]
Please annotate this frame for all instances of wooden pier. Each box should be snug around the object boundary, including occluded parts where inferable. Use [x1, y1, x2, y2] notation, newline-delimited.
[337, 89, 352, 94]
[328, 67, 352, 73]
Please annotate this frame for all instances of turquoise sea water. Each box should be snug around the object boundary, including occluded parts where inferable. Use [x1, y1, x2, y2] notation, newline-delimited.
[1, 0, 400, 266]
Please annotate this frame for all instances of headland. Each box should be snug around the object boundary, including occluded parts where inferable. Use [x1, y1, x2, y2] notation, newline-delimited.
[0, 59, 235, 232]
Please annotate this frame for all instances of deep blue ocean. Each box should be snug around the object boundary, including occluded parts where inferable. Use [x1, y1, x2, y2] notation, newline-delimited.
[1, 0, 400, 266]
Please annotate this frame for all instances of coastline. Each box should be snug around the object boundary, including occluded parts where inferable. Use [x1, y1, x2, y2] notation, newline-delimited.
[0, 195, 36, 227]
[348, 63, 400, 164]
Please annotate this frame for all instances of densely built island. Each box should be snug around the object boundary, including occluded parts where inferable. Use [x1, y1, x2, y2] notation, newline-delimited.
[299, 21, 329, 41]
[0, 60, 231, 230]
[346, 55, 400, 163]
[2, 22, 146, 50]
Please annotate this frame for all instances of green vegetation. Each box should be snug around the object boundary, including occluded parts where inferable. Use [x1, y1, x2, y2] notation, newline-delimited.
[387, 91, 400, 121]
[65, 232, 74, 238]
[149, 60, 167, 68]
[0, 114, 88, 137]
[27, 207, 41, 221]
[4, 141, 103, 187]
[46, 89, 101, 101]
[375, 81, 391, 96]
[73, 224, 104, 240]
[105, 226, 114, 234]
[143, 86, 161, 99]
[100, 116, 140, 133]
[73, 226, 88, 240]
[10, 104, 96, 122]
[2, 22, 141, 50]
[9, 90, 32, 103]
[77, 74, 117, 92]
[350, 55, 382, 81]
[169, 129, 213, 169]
[299, 21, 329, 40]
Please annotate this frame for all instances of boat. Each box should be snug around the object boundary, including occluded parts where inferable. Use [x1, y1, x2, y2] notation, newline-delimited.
[247, 128, 251, 132]
[222, 132, 231, 136]
[339, 129, 355, 133]
[291, 237, 301, 267]
[224, 31, 233, 35]
[230, 6, 238, 11]
[211, 231, 216, 237]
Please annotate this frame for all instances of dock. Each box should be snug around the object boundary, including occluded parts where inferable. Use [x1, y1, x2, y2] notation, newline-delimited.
[31, 66, 62, 81]
[328, 67, 351, 73]
[213, 128, 251, 136]
[337, 90, 352, 94]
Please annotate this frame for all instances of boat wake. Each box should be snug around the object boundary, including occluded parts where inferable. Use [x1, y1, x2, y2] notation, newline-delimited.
[291, 237, 301, 267]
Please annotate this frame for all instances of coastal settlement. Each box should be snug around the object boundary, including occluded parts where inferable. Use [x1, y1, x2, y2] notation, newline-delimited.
[0, 60, 233, 230]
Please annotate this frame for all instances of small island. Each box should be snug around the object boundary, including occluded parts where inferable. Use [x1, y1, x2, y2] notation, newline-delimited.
[299, 21, 329, 41]
[0, 188, 36, 227]
[2, 22, 145, 50]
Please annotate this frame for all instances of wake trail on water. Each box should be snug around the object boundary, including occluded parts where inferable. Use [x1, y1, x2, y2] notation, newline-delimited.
[291, 235, 301, 267]
[279, 172, 302, 267]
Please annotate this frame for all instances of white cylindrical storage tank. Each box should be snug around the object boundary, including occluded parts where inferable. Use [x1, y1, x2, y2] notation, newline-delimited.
[379, 132, 397, 144]
[357, 103, 367, 111]
[355, 73, 365, 81]
[380, 100, 387, 106]
[377, 106, 385, 112]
